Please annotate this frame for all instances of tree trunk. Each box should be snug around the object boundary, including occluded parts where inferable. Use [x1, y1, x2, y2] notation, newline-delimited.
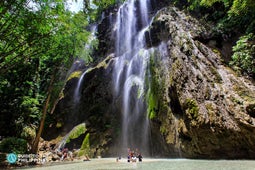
[31, 72, 55, 153]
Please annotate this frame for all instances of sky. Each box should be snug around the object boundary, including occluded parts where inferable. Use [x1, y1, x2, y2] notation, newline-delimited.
[27, 0, 84, 12]
[66, 0, 83, 12]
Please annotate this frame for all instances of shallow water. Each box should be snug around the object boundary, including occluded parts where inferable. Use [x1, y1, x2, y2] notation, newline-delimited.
[18, 158, 255, 170]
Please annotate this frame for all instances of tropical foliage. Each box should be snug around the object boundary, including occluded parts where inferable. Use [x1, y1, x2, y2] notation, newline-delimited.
[0, 0, 254, 155]
[0, 137, 27, 154]
[231, 33, 255, 76]
[0, 0, 94, 153]
[175, 0, 255, 33]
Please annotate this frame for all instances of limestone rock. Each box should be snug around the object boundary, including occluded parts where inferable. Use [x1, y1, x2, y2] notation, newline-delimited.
[147, 7, 255, 159]
[45, 55, 119, 157]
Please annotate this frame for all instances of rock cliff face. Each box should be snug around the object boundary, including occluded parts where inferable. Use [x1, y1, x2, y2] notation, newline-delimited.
[45, 56, 120, 157]
[48, 5, 255, 159]
[147, 7, 255, 158]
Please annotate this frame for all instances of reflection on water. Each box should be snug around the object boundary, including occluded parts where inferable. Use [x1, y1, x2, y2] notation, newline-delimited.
[19, 158, 255, 170]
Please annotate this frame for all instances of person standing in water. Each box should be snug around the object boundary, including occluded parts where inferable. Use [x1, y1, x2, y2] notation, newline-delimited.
[137, 153, 142, 162]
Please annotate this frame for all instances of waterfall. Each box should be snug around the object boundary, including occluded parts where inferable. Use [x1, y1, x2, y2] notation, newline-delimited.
[113, 0, 152, 155]
[74, 71, 87, 103]
[74, 25, 97, 103]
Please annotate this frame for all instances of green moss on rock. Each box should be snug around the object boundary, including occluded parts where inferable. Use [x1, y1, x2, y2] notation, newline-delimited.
[66, 123, 86, 143]
[169, 58, 182, 85]
[78, 133, 90, 157]
[67, 71, 82, 81]
[146, 51, 161, 120]
[56, 122, 63, 128]
[147, 88, 158, 119]
[210, 67, 222, 83]
[184, 98, 199, 119]
[66, 123, 87, 143]
[205, 103, 216, 122]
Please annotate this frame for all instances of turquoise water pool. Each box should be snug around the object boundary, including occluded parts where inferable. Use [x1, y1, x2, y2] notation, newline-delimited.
[19, 158, 255, 170]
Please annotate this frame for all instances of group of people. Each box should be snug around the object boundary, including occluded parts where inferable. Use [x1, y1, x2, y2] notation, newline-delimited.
[60, 147, 143, 163]
[127, 148, 143, 162]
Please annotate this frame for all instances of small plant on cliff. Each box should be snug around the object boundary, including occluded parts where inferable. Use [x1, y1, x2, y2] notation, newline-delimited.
[230, 33, 255, 76]
[184, 98, 199, 119]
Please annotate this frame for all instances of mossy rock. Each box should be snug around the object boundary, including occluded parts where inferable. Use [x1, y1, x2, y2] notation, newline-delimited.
[56, 122, 63, 128]
[205, 103, 217, 123]
[66, 123, 86, 143]
[67, 71, 82, 81]
[209, 67, 222, 83]
[78, 133, 91, 157]
[147, 88, 158, 120]
[184, 98, 199, 119]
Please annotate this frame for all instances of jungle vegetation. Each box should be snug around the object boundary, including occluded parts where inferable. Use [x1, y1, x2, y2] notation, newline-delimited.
[0, 0, 254, 154]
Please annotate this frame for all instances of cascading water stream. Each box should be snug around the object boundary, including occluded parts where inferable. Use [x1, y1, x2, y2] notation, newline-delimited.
[74, 71, 87, 103]
[74, 25, 97, 103]
[113, 0, 153, 155]
[57, 25, 97, 149]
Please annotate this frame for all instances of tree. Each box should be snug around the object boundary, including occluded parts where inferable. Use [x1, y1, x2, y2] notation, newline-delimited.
[31, 70, 55, 153]
[0, 0, 93, 153]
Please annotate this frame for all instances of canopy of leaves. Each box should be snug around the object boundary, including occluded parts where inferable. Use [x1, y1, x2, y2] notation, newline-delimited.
[174, 0, 255, 33]
[0, 0, 93, 140]
[92, 0, 117, 9]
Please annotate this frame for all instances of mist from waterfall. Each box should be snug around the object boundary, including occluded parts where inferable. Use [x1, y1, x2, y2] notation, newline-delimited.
[113, 0, 153, 156]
